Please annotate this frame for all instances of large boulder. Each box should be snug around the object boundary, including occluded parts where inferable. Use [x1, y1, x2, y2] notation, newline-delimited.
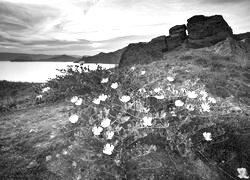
[169, 24, 187, 39]
[166, 24, 187, 51]
[187, 15, 233, 48]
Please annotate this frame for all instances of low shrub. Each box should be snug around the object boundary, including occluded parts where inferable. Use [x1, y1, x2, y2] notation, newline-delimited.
[44, 64, 250, 179]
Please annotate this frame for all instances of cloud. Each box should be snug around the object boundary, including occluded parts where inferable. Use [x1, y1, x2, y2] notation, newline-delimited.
[198, 0, 249, 4]
[0, 0, 250, 55]
[0, 1, 60, 32]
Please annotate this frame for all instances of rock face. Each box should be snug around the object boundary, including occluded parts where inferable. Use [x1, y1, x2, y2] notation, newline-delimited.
[119, 36, 167, 67]
[81, 14, 250, 67]
[205, 37, 250, 66]
[169, 24, 187, 39]
[187, 15, 233, 48]
[166, 24, 187, 51]
[235, 32, 250, 41]
[81, 48, 125, 64]
[81, 35, 167, 66]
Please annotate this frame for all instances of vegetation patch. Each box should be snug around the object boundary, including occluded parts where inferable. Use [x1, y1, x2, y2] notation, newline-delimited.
[1, 54, 249, 179]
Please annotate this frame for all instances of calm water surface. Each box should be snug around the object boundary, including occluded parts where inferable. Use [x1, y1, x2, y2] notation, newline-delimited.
[0, 61, 116, 82]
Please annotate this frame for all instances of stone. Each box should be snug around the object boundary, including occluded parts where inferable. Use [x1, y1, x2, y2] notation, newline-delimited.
[119, 36, 167, 66]
[166, 24, 187, 51]
[187, 15, 233, 48]
[169, 24, 187, 40]
[205, 37, 250, 66]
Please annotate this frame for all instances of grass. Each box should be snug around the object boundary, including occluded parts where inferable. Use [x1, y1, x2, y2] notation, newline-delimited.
[0, 81, 41, 113]
[0, 102, 71, 179]
[0, 46, 250, 179]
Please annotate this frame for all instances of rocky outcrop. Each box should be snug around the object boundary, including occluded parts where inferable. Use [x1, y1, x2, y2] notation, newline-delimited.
[234, 32, 250, 41]
[81, 36, 167, 66]
[119, 36, 167, 67]
[81, 48, 125, 64]
[81, 14, 250, 67]
[169, 24, 187, 39]
[166, 24, 187, 51]
[204, 37, 250, 67]
[187, 15, 233, 48]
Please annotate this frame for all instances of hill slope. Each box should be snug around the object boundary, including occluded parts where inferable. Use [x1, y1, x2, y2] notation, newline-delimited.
[1, 38, 250, 179]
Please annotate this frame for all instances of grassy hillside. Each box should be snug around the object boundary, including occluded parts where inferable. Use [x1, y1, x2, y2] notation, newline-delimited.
[0, 45, 250, 179]
[0, 81, 42, 112]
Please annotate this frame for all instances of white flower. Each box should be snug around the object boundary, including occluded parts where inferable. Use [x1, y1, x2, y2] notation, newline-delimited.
[138, 88, 146, 94]
[201, 103, 210, 112]
[99, 94, 108, 101]
[200, 90, 208, 98]
[93, 98, 101, 104]
[103, 143, 115, 155]
[141, 70, 146, 75]
[101, 118, 111, 128]
[175, 100, 184, 107]
[208, 97, 216, 104]
[36, 95, 42, 100]
[180, 88, 187, 93]
[154, 87, 162, 93]
[71, 96, 78, 103]
[46, 155, 52, 162]
[186, 104, 195, 111]
[154, 95, 165, 100]
[143, 107, 150, 113]
[42, 87, 50, 93]
[106, 131, 114, 139]
[120, 95, 131, 103]
[130, 66, 135, 71]
[187, 91, 198, 99]
[131, 67, 135, 71]
[92, 126, 103, 135]
[237, 168, 249, 179]
[142, 116, 153, 126]
[170, 111, 177, 117]
[69, 114, 79, 123]
[101, 78, 109, 83]
[62, 150, 68, 155]
[167, 76, 174, 82]
[111, 82, 119, 89]
[121, 116, 130, 123]
[75, 98, 83, 106]
[203, 132, 212, 141]
[160, 112, 167, 119]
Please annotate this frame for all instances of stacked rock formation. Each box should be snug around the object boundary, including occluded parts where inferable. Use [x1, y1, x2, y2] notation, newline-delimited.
[166, 24, 187, 51]
[187, 15, 233, 48]
[80, 14, 249, 67]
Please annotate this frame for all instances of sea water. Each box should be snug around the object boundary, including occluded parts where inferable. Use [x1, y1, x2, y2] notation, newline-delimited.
[0, 61, 117, 83]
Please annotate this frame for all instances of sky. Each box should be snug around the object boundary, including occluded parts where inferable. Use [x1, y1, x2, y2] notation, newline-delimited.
[0, 0, 250, 56]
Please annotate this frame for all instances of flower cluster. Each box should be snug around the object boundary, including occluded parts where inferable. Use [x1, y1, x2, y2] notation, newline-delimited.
[71, 96, 83, 105]
[35, 86, 51, 101]
[64, 65, 246, 179]
[93, 94, 108, 105]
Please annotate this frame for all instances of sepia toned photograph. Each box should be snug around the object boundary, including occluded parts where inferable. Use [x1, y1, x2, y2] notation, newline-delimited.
[0, 0, 250, 179]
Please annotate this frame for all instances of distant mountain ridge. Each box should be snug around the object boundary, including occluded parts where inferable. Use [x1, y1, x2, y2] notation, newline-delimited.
[0, 52, 80, 62]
